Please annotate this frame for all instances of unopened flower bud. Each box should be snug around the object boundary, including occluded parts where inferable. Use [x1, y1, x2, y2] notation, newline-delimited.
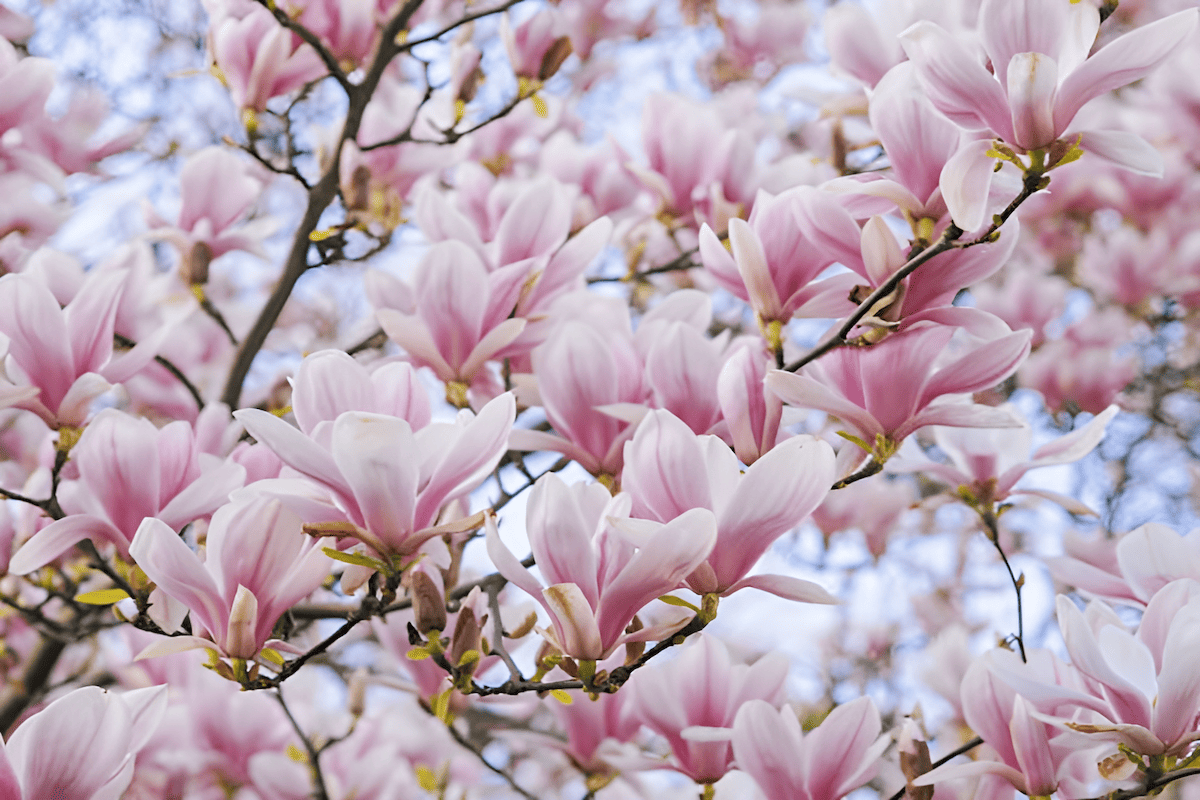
[410, 567, 447, 635]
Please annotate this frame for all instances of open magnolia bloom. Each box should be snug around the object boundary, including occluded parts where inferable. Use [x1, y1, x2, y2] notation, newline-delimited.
[236, 392, 515, 562]
[894, 403, 1119, 513]
[767, 320, 1029, 469]
[129, 495, 331, 662]
[486, 474, 717, 662]
[622, 409, 838, 602]
[0, 685, 167, 800]
[901, 0, 1198, 229]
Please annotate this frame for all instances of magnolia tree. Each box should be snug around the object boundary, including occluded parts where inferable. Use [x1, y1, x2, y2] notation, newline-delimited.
[2, 0, 1200, 798]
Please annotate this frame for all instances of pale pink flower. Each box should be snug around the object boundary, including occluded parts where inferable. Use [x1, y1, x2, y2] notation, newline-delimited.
[0, 685, 167, 800]
[500, 9, 571, 81]
[622, 409, 837, 602]
[0, 269, 165, 427]
[766, 321, 1030, 460]
[1050, 523, 1200, 610]
[902, 1, 1198, 230]
[899, 404, 1119, 514]
[235, 392, 515, 560]
[209, 5, 326, 111]
[129, 495, 331, 661]
[1052, 585, 1200, 757]
[290, 0, 379, 65]
[731, 696, 888, 800]
[625, 634, 788, 783]
[8, 408, 246, 574]
[916, 648, 1086, 796]
[698, 187, 861, 333]
[288, 349, 431, 433]
[143, 147, 274, 268]
[485, 474, 717, 661]
[376, 241, 530, 396]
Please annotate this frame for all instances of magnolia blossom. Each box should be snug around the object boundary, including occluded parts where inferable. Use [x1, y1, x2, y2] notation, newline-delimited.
[8, 408, 245, 574]
[486, 474, 717, 661]
[898, 403, 1119, 513]
[731, 697, 888, 800]
[0, 270, 165, 427]
[622, 409, 838, 602]
[0, 685, 167, 800]
[129, 495, 331, 661]
[625, 634, 788, 783]
[767, 321, 1030, 467]
[902, 0, 1199, 229]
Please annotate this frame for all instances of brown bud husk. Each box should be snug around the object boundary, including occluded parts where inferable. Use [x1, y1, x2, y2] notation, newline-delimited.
[538, 36, 573, 81]
[410, 569, 447, 635]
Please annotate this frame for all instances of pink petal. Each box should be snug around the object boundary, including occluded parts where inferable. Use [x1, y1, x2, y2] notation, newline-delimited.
[803, 696, 884, 800]
[8, 514, 126, 574]
[1007, 52, 1059, 151]
[899, 21, 1014, 138]
[543, 583, 605, 660]
[1055, 9, 1199, 133]
[766, 370, 882, 442]
[1077, 130, 1164, 177]
[725, 573, 838, 603]
[129, 517, 226, 642]
[939, 138, 998, 234]
[330, 413, 419, 551]
[526, 475, 603, 606]
[291, 350, 377, 434]
[729, 218, 783, 321]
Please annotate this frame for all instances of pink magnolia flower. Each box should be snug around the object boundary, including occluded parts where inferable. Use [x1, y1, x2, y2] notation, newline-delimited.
[766, 321, 1030, 463]
[235, 392, 515, 561]
[0, 269, 165, 427]
[376, 241, 530, 400]
[622, 409, 837, 602]
[287, 349, 431, 433]
[500, 9, 572, 82]
[901, 1, 1198, 229]
[900, 404, 1119, 513]
[625, 634, 788, 783]
[916, 648, 1086, 797]
[698, 187, 861, 338]
[209, 5, 326, 112]
[1049, 523, 1200, 610]
[485, 474, 717, 662]
[8, 408, 246, 574]
[0, 685, 167, 800]
[129, 494, 331, 661]
[1052, 583, 1200, 757]
[143, 147, 274, 278]
[290, 0, 379, 65]
[731, 696, 888, 800]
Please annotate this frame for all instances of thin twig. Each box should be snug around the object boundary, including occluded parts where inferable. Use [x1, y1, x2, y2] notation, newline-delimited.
[114, 333, 204, 410]
[275, 690, 332, 800]
[980, 510, 1026, 663]
[484, 576, 524, 682]
[439, 707, 538, 800]
[252, 0, 350, 93]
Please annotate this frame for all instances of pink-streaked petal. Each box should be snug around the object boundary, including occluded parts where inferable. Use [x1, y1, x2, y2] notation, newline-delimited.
[1116, 523, 1200, 604]
[376, 310, 454, 381]
[484, 512, 549, 607]
[494, 177, 571, 266]
[699, 223, 749, 301]
[543, 582, 605, 661]
[64, 270, 126, 376]
[731, 701, 805, 800]
[912, 759, 1027, 792]
[330, 413, 419, 550]
[896, 401, 1023, 442]
[791, 187, 865, 275]
[709, 435, 834, 587]
[622, 409, 713, 522]
[1076, 130, 1164, 177]
[129, 517, 226, 641]
[459, 317, 527, 381]
[766, 371, 882, 442]
[291, 350, 377, 434]
[861, 215, 904, 286]
[135, 634, 220, 660]
[1007, 52, 1059, 151]
[596, 508, 716, 649]
[917, 330, 1032, 409]
[1012, 488, 1098, 516]
[899, 21, 1013, 138]
[1057, 596, 1152, 729]
[1009, 696, 1056, 796]
[939, 138, 999, 234]
[0, 273, 74, 409]
[728, 218, 782, 321]
[8, 514, 127, 574]
[1055, 9, 1199, 133]
[526, 475, 603, 605]
[1026, 405, 1119, 467]
[804, 696, 884, 800]
[507, 428, 598, 472]
[725, 573, 838, 603]
[412, 392, 515, 527]
[1151, 599, 1200, 748]
[157, 461, 247, 530]
[234, 408, 354, 502]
